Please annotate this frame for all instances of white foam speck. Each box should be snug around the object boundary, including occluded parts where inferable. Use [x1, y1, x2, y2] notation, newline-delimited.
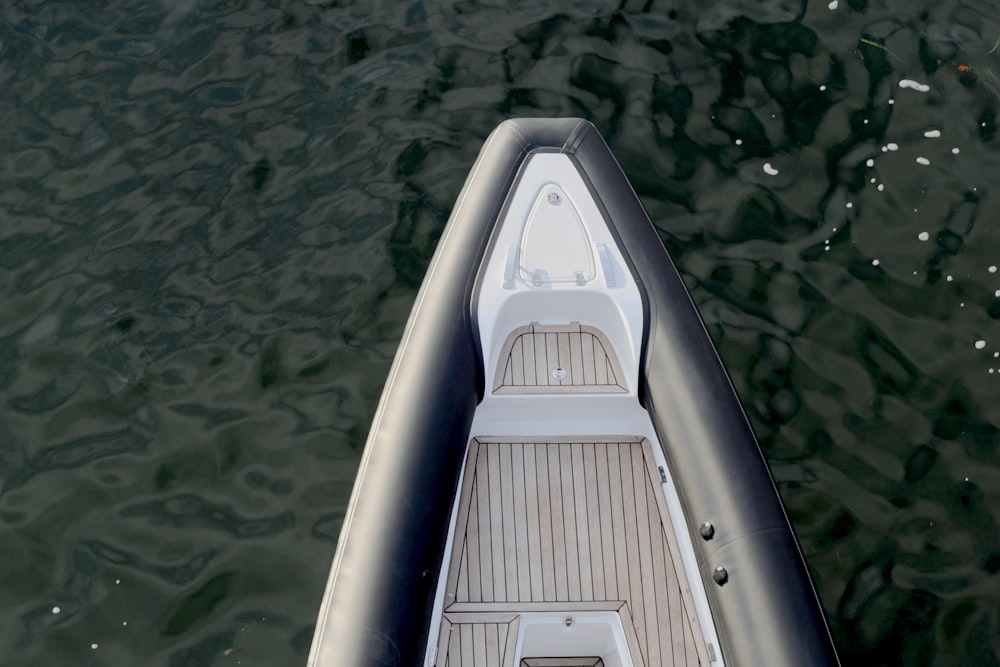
[918, 231, 930, 241]
[115, 579, 121, 585]
[828, 0, 838, 8]
[735, 138, 742, 145]
[52, 606, 61, 615]
[946, 275, 953, 281]
[989, 265, 997, 273]
[870, 178, 877, 183]
[924, 129, 941, 138]
[833, 227, 838, 232]
[952, 147, 960, 154]
[91, 644, 99, 650]
[976, 340, 987, 349]
[864, 119, 869, 124]
[889, 98, 895, 104]
[866, 158, 875, 167]
[872, 259, 880, 266]
[820, 84, 827, 91]
[881, 146, 888, 152]
[899, 79, 930, 92]
[123, 621, 128, 626]
[995, 290, 1000, 297]
[763, 163, 779, 175]
[916, 156, 931, 165]
[846, 202, 853, 208]
[887, 143, 899, 151]
[877, 183, 885, 191]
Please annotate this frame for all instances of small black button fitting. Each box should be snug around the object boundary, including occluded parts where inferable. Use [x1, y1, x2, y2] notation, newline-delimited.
[699, 522, 715, 540]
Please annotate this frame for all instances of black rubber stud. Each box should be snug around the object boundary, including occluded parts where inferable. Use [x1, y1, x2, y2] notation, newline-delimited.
[699, 522, 715, 540]
[713, 566, 729, 586]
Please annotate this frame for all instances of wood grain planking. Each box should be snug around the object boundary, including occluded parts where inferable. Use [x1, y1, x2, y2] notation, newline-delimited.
[473, 622, 486, 667]
[457, 532, 469, 604]
[646, 463, 673, 666]
[510, 443, 532, 601]
[522, 331, 537, 386]
[544, 334, 559, 386]
[448, 440, 479, 605]
[509, 338, 524, 386]
[486, 623, 499, 667]
[460, 619, 474, 666]
[619, 602, 646, 667]
[632, 445, 661, 667]
[580, 332, 596, 385]
[535, 445, 557, 601]
[499, 444, 518, 603]
[606, 444, 631, 608]
[522, 443, 543, 601]
[641, 442, 712, 667]
[572, 444, 594, 601]
[618, 443, 647, 664]
[556, 333, 571, 384]
[594, 340, 609, 385]
[504, 617, 520, 666]
[476, 444, 494, 602]
[594, 442, 617, 600]
[559, 442, 581, 600]
[547, 444, 569, 601]
[442, 438, 712, 667]
[465, 473, 481, 603]
[569, 332, 585, 386]
[488, 445, 507, 602]
[582, 443, 605, 601]
[534, 333, 548, 386]
[437, 617, 453, 667]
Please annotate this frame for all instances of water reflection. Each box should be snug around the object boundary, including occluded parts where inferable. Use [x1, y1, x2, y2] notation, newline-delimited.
[2, 0, 999, 664]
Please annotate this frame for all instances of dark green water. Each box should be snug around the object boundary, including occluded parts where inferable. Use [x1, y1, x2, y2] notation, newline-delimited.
[2, 0, 999, 665]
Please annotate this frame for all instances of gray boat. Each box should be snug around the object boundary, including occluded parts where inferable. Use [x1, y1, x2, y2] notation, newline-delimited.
[308, 118, 840, 667]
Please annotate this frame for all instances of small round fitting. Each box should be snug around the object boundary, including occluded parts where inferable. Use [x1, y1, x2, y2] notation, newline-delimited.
[713, 566, 729, 586]
[699, 522, 715, 540]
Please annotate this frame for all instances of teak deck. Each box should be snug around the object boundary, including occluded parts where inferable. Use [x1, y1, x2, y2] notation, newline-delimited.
[435, 438, 710, 666]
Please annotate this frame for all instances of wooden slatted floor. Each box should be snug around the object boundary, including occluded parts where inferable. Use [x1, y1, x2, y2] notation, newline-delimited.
[493, 325, 627, 394]
[436, 438, 709, 667]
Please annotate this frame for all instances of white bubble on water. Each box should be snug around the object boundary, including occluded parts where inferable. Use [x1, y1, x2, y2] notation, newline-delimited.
[820, 84, 827, 91]
[916, 156, 930, 165]
[952, 147, 960, 154]
[877, 183, 885, 191]
[975, 340, 987, 350]
[887, 142, 899, 151]
[828, 1, 838, 9]
[989, 265, 997, 273]
[91, 644, 99, 650]
[763, 163, 779, 175]
[735, 138, 742, 145]
[872, 259, 880, 266]
[946, 275, 953, 281]
[899, 79, 930, 92]
[52, 606, 61, 615]
[924, 129, 941, 138]
[866, 158, 875, 167]
[846, 202, 853, 208]
[918, 231, 930, 241]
